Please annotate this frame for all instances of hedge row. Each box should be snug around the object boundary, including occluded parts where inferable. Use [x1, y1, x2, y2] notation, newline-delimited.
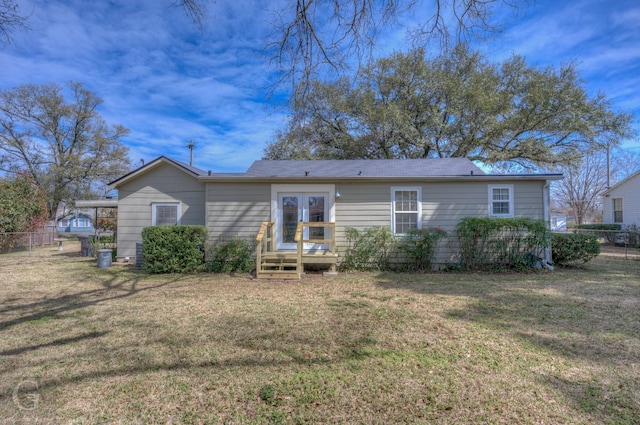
[139, 219, 603, 274]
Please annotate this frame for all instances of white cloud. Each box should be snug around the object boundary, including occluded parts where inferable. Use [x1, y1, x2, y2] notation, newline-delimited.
[2, 0, 290, 172]
[3, 0, 639, 167]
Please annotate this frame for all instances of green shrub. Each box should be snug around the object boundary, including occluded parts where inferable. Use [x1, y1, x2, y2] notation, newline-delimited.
[141, 225, 207, 273]
[396, 228, 448, 272]
[206, 237, 254, 273]
[574, 224, 622, 245]
[551, 233, 600, 266]
[340, 226, 396, 271]
[574, 224, 622, 230]
[456, 217, 550, 271]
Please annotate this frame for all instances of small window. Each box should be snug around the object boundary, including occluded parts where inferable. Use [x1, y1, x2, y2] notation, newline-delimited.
[73, 218, 90, 228]
[613, 198, 623, 223]
[391, 187, 422, 235]
[488, 185, 514, 217]
[152, 202, 181, 226]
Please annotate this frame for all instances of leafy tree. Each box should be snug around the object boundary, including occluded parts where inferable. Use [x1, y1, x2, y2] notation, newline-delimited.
[0, 173, 49, 252]
[0, 82, 131, 219]
[265, 46, 635, 168]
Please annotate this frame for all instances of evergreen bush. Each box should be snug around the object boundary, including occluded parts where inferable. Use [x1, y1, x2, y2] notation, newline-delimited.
[340, 226, 396, 271]
[141, 225, 207, 273]
[456, 217, 550, 271]
[206, 237, 254, 273]
[396, 228, 448, 272]
[574, 224, 622, 245]
[551, 233, 600, 266]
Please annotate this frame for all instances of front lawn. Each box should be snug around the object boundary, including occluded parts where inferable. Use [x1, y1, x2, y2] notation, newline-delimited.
[1, 243, 639, 424]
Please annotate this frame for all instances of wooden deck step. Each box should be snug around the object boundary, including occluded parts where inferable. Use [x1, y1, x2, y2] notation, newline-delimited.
[256, 270, 301, 280]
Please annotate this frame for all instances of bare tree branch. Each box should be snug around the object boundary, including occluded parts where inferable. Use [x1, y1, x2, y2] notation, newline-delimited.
[177, 1, 522, 101]
[0, 0, 29, 46]
[173, 0, 211, 30]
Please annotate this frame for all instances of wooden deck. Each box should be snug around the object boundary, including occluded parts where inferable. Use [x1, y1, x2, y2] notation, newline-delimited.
[256, 222, 338, 280]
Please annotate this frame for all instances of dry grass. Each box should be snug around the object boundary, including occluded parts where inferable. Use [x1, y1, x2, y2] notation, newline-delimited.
[1, 242, 639, 424]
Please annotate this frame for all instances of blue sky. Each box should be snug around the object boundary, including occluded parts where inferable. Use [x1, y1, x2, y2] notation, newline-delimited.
[1, 0, 638, 172]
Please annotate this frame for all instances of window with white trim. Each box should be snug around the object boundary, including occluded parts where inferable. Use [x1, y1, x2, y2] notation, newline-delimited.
[151, 202, 181, 226]
[488, 185, 514, 217]
[391, 187, 422, 235]
[613, 198, 623, 223]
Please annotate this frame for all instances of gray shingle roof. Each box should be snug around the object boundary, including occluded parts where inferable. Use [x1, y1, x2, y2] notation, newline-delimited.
[244, 158, 485, 177]
[167, 157, 208, 176]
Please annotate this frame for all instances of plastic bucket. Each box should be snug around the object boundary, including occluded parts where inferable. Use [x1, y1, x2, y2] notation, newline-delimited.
[97, 249, 113, 268]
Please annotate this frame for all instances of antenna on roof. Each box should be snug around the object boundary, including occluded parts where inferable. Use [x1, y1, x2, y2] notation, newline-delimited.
[140, 159, 144, 167]
[186, 140, 195, 166]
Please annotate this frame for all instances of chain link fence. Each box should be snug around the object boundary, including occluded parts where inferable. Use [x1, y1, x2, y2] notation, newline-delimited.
[0, 226, 57, 255]
[573, 228, 640, 261]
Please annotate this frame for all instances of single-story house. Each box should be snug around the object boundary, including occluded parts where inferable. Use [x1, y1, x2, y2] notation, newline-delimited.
[602, 169, 640, 228]
[57, 213, 95, 233]
[109, 156, 562, 276]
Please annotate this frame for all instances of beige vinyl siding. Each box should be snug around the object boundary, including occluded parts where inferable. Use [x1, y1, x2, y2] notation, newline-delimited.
[206, 182, 271, 243]
[335, 180, 546, 264]
[117, 163, 205, 259]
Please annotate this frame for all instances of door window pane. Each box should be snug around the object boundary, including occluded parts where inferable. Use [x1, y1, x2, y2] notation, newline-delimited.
[308, 196, 325, 239]
[282, 196, 299, 243]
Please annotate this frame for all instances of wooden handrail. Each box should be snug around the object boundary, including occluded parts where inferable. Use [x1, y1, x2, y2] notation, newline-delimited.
[295, 222, 335, 247]
[257, 221, 337, 279]
[256, 221, 273, 242]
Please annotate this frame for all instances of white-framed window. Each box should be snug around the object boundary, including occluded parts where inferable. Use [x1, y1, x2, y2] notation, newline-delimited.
[151, 202, 181, 226]
[391, 186, 422, 235]
[613, 198, 623, 223]
[488, 185, 514, 217]
[73, 218, 90, 228]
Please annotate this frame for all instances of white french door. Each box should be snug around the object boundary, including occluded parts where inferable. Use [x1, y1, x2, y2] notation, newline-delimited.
[277, 192, 330, 250]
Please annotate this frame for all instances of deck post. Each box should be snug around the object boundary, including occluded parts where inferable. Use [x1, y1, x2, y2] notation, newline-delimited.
[296, 222, 303, 280]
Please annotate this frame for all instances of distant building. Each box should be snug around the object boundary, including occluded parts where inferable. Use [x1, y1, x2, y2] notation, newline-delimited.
[57, 213, 94, 233]
[603, 170, 640, 228]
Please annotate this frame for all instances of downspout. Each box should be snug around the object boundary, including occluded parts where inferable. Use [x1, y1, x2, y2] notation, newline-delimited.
[543, 180, 552, 265]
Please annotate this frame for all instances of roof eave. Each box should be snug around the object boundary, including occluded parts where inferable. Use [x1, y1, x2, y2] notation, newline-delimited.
[75, 199, 119, 208]
[198, 174, 563, 183]
[602, 169, 640, 195]
[108, 156, 203, 189]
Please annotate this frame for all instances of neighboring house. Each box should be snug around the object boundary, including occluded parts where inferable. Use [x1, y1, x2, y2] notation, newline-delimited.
[109, 156, 562, 271]
[602, 170, 640, 228]
[57, 213, 95, 233]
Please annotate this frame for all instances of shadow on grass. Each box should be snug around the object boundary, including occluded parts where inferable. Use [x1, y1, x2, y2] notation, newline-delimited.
[0, 330, 110, 356]
[372, 258, 640, 423]
[0, 268, 183, 331]
[0, 301, 387, 406]
[373, 259, 640, 364]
